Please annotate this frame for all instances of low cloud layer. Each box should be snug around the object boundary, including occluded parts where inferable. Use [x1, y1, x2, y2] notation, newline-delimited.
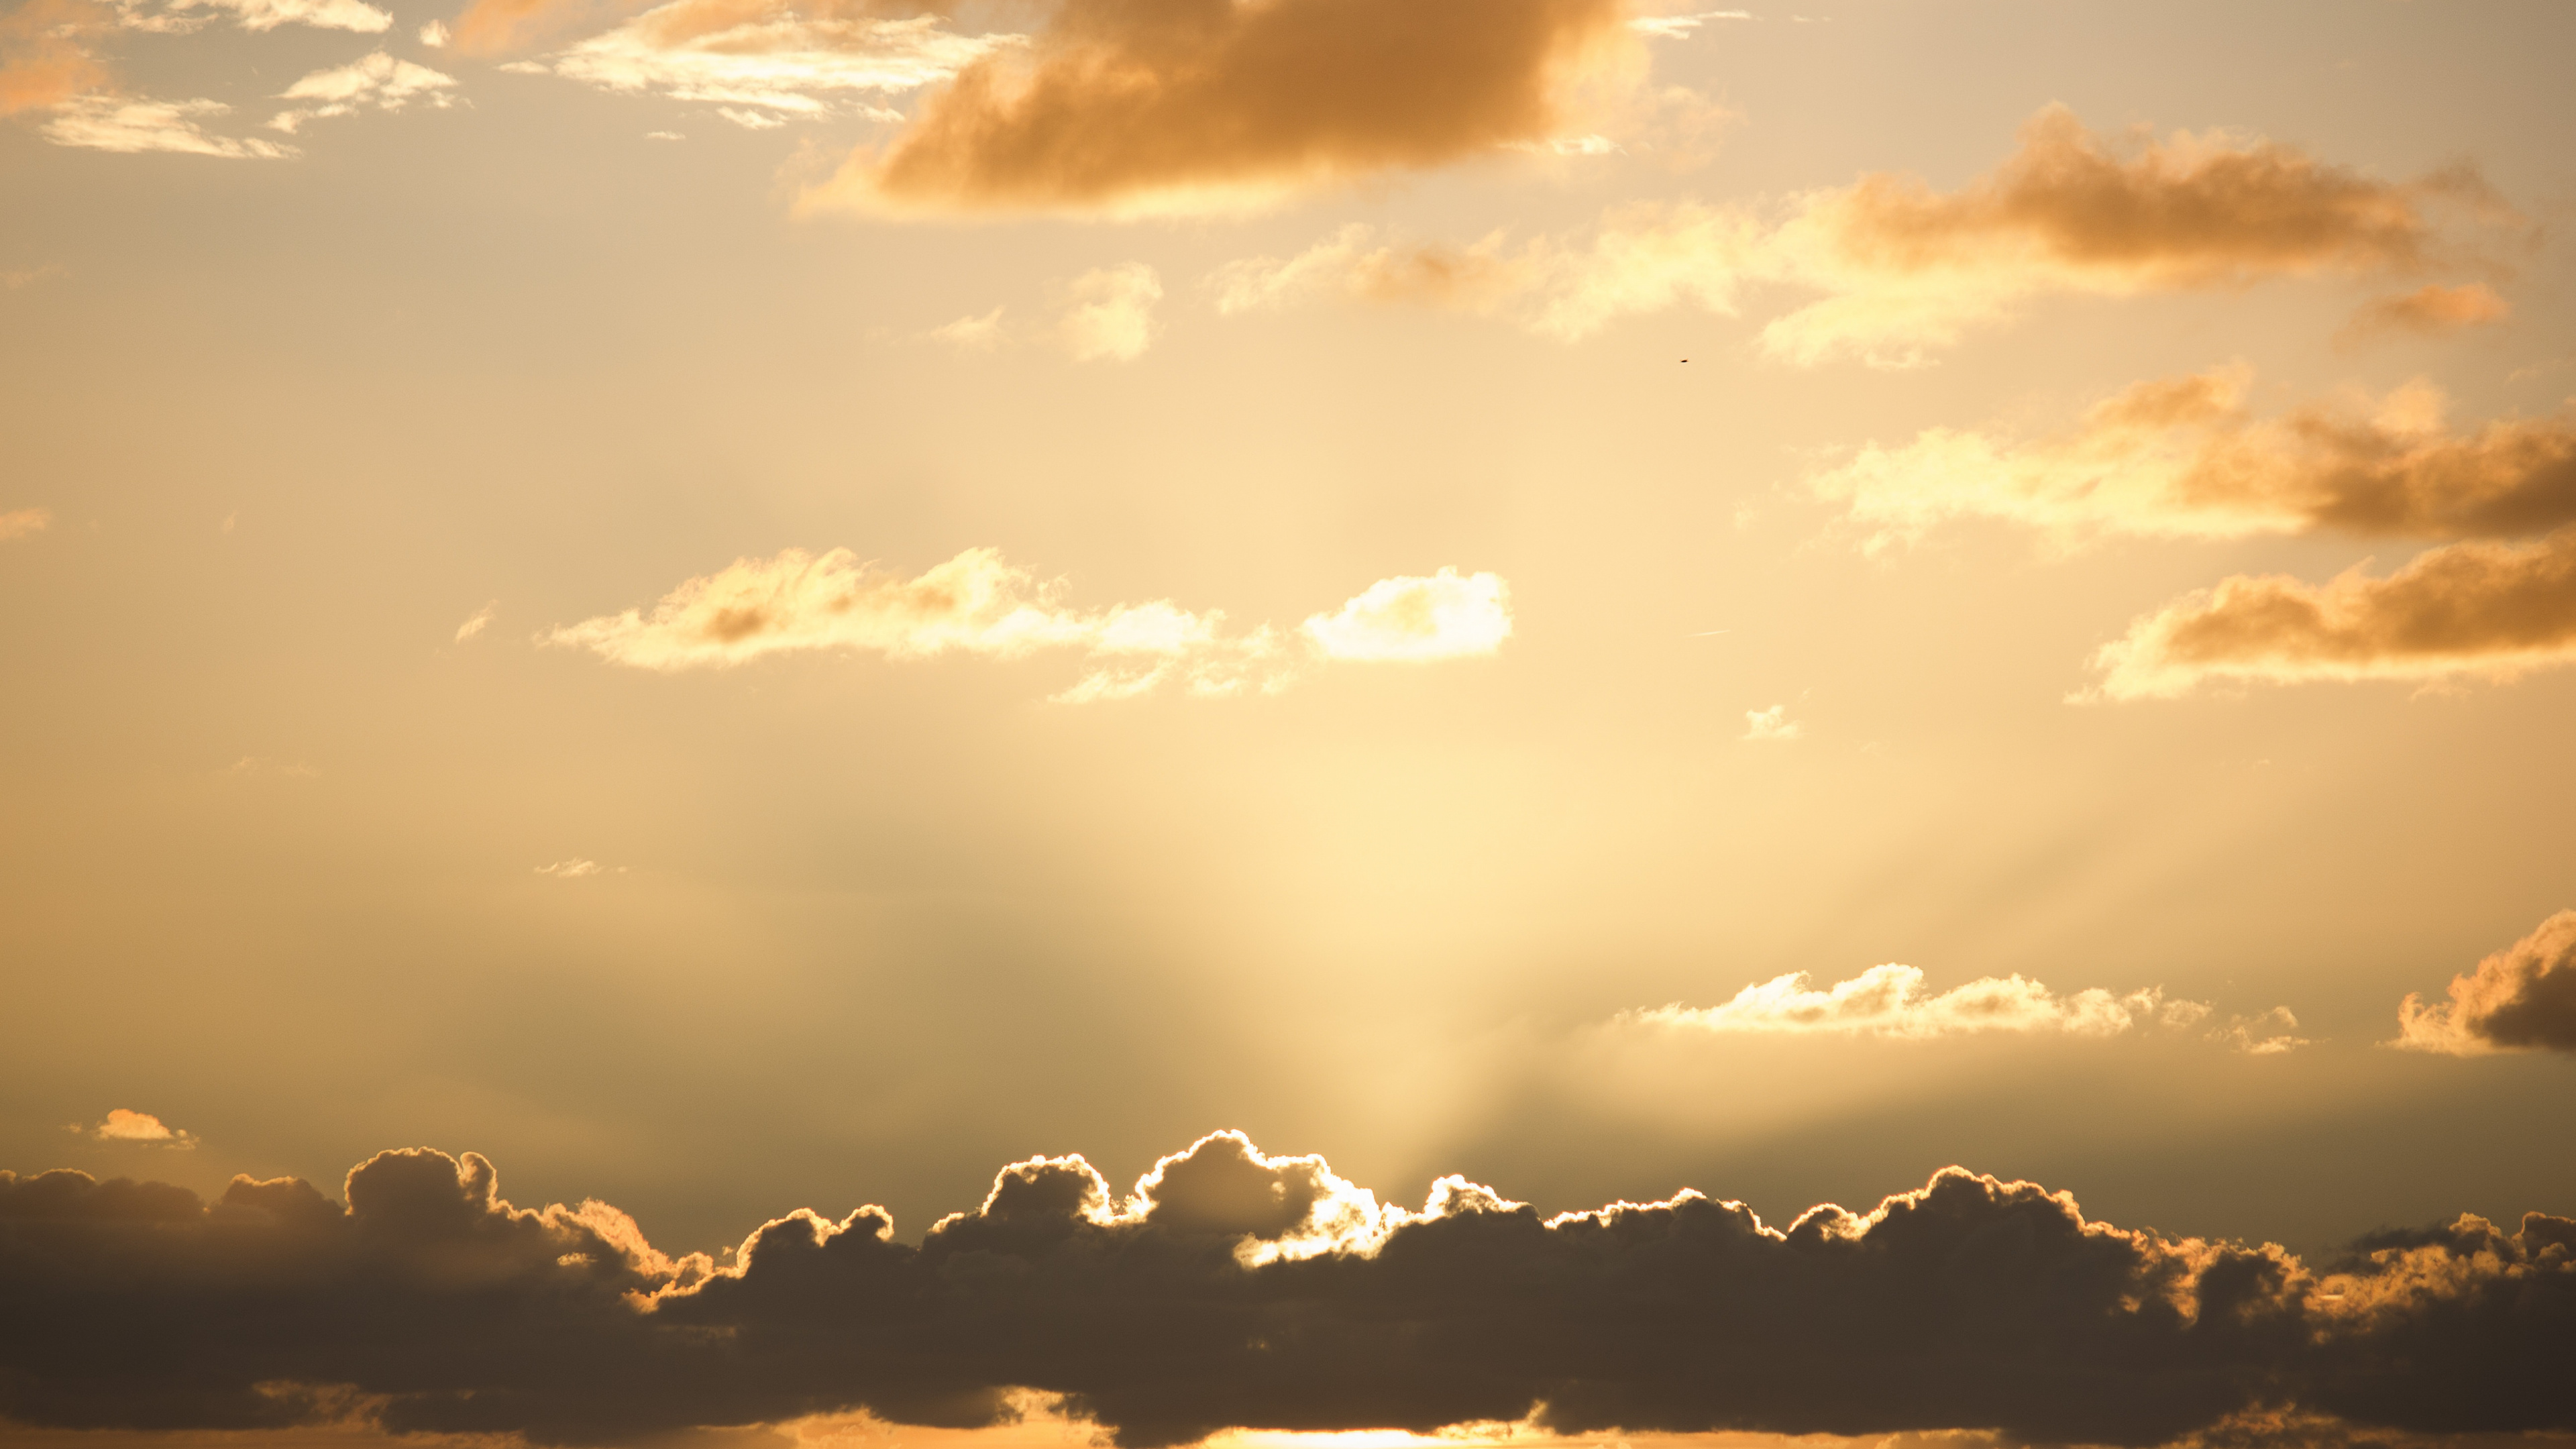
[547, 547, 1509, 699]
[2, 1131, 2569, 1446]
[2087, 524, 2576, 699]
[1214, 106, 2504, 362]
[1632, 963, 2252, 1042]
[1808, 366, 2576, 551]
[798, 0, 1634, 216]
[2396, 910, 2576, 1056]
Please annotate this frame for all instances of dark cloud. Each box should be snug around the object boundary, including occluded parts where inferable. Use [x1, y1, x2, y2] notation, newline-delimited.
[2397, 910, 2576, 1055]
[3, 1131, 2571, 1446]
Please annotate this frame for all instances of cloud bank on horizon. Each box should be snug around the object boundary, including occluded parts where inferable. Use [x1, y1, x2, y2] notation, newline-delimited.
[1, 1128, 2569, 1447]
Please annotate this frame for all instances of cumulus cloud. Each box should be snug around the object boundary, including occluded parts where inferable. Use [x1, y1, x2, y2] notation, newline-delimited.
[1212, 105, 2505, 361]
[2395, 910, 2576, 1056]
[40, 94, 293, 155]
[1633, 963, 2233, 1040]
[1053, 264, 1161, 362]
[1740, 704, 1799, 741]
[796, 0, 1634, 217]
[2340, 281, 2510, 345]
[545, 547, 1511, 700]
[67, 1108, 199, 1147]
[1299, 568, 1512, 661]
[268, 50, 456, 132]
[1807, 366, 2576, 551]
[2086, 525, 2576, 699]
[1, 1132, 2570, 1446]
[523, 0, 1008, 125]
[0, 507, 50, 541]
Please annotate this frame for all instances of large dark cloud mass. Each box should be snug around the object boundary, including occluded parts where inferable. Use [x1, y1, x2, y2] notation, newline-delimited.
[2, 1132, 2571, 1446]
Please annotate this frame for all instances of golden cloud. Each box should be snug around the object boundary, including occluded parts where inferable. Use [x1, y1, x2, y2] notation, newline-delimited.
[0, 0, 110, 115]
[1214, 106, 2506, 361]
[548, 547, 1510, 699]
[0, 506, 52, 541]
[2396, 911, 2576, 1056]
[1808, 365, 2576, 551]
[1632, 963, 2237, 1042]
[69, 1108, 199, 1147]
[797, 0, 1635, 217]
[2088, 525, 2576, 700]
[2340, 281, 2510, 345]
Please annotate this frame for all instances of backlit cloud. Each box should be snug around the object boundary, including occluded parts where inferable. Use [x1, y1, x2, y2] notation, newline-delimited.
[1299, 568, 1511, 661]
[525, 0, 1008, 124]
[0, 507, 50, 541]
[2395, 910, 2576, 1056]
[1807, 366, 2576, 551]
[547, 547, 1511, 699]
[268, 50, 456, 132]
[1053, 263, 1160, 362]
[1213, 106, 2504, 361]
[68, 1108, 199, 1147]
[2086, 525, 2576, 699]
[1633, 963, 2224, 1039]
[796, 0, 1635, 217]
[1, 1134, 2569, 1445]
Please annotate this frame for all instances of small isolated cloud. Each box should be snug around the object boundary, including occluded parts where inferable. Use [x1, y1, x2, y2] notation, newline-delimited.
[535, 859, 602, 877]
[2395, 910, 2576, 1055]
[2341, 282, 2510, 346]
[546, 547, 1511, 701]
[269, 50, 457, 133]
[0, 507, 50, 541]
[1629, 9, 1752, 39]
[417, 16, 446, 44]
[455, 602, 497, 642]
[795, 0, 1633, 217]
[1299, 568, 1511, 661]
[1808, 366, 2576, 552]
[41, 95, 293, 156]
[1210, 105, 2507, 362]
[1634, 963, 2218, 1039]
[2086, 524, 2576, 699]
[1741, 704, 1800, 741]
[928, 305, 1004, 350]
[1053, 264, 1160, 363]
[70, 1108, 199, 1148]
[510, 0, 1007, 128]
[2218, 1008, 2310, 1055]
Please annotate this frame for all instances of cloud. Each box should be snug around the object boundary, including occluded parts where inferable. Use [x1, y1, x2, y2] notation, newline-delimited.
[1807, 366, 2576, 551]
[40, 94, 293, 156]
[1053, 264, 1160, 362]
[535, 858, 602, 877]
[525, 0, 1008, 124]
[1628, 9, 1752, 39]
[0, 0, 111, 115]
[1212, 106, 2505, 361]
[454, 601, 497, 642]
[2, 1133, 2571, 1446]
[928, 305, 1004, 350]
[1299, 568, 1511, 661]
[545, 547, 1510, 700]
[418, 15, 446, 44]
[1741, 704, 1800, 741]
[1633, 963, 2233, 1039]
[2086, 524, 2576, 699]
[161, 0, 392, 32]
[68, 1109, 199, 1148]
[0, 507, 50, 541]
[2340, 281, 2510, 345]
[2, 264, 65, 288]
[2395, 911, 2576, 1055]
[268, 50, 457, 132]
[796, 0, 1635, 217]
[2217, 1008, 2310, 1056]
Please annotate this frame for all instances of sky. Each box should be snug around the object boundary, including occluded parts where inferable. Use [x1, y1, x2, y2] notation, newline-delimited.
[4, 0, 2576, 1446]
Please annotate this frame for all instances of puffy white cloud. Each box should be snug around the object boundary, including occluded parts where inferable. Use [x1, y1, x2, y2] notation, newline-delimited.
[269, 50, 457, 132]
[1300, 568, 1512, 662]
[1053, 264, 1161, 363]
[40, 95, 293, 156]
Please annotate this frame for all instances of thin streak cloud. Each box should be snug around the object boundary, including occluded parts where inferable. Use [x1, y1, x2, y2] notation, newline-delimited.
[1631, 963, 2229, 1040]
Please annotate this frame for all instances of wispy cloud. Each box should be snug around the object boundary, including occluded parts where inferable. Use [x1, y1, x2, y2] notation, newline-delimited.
[535, 858, 603, 877]
[1053, 264, 1161, 362]
[269, 50, 456, 132]
[0, 506, 51, 541]
[42, 95, 294, 156]
[2340, 281, 2510, 346]
[454, 601, 498, 642]
[1630, 963, 2228, 1040]
[547, 547, 1511, 700]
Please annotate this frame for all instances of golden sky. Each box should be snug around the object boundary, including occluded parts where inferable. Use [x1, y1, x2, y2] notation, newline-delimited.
[3, 1, 2575, 1446]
